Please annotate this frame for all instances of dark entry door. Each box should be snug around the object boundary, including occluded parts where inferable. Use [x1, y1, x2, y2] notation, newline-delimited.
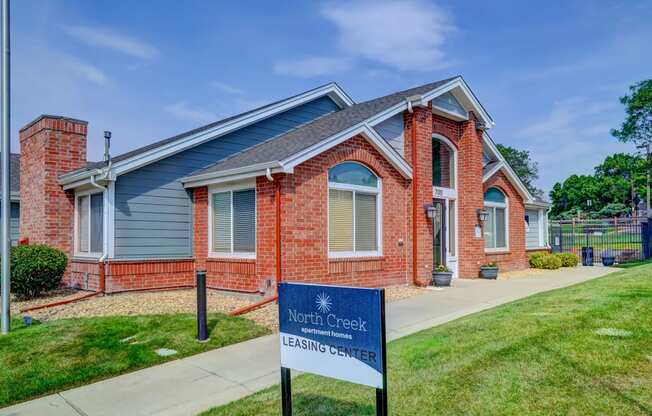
[433, 199, 446, 267]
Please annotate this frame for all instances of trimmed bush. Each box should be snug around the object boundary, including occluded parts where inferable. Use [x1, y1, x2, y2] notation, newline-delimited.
[529, 252, 562, 270]
[554, 253, 579, 267]
[528, 252, 547, 268]
[10, 245, 67, 299]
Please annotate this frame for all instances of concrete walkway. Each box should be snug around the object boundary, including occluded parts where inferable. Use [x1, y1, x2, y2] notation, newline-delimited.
[1, 266, 615, 416]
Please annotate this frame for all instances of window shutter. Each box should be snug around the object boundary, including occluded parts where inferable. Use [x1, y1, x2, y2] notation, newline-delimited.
[329, 189, 353, 252]
[233, 189, 256, 253]
[495, 207, 506, 248]
[90, 193, 104, 253]
[355, 192, 377, 251]
[213, 192, 231, 252]
[78, 195, 89, 252]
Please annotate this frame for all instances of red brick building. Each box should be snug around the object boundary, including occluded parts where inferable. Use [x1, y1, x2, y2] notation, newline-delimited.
[19, 77, 549, 293]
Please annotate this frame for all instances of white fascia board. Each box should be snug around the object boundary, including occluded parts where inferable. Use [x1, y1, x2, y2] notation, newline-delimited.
[482, 161, 504, 182]
[525, 201, 551, 209]
[421, 78, 495, 128]
[181, 162, 283, 188]
[281, 124, 413, 179]
[481, 133, 534, 202]
[432, 105, 469, 122]
[59, 168, 103, 187]
[62, 83, 353, 185]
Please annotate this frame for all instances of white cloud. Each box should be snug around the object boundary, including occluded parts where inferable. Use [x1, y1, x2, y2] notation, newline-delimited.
[60, 55, 110, 86]
[211, 81, 244, 95]
[518, 97, 617, 138]
[164, 101, 216, 124]
[512, 97, 627, 193]
[60, 25, 159, 59]
[322, 0, 455, 71]
[275, 0, 455, 78]
[274, 56, 352, 78]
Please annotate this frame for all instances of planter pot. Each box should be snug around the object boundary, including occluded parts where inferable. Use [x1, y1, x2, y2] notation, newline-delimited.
[480, 267, 499, 279]
[432, 271, 453, 287]
[602, 256, 615, 267]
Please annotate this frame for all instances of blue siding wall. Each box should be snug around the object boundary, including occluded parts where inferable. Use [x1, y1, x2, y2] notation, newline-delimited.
[9, 202, 19, 245]
[432, 92, 467, 118]
[373, 114, 404, 156]
[114, 96, 340, 259]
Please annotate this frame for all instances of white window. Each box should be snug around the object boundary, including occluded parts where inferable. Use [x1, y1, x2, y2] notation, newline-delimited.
[75, 190, 104, 257]
[328, 162, 382, 257]
[484, 187, 508, 251]
[209, 184, 256, 258]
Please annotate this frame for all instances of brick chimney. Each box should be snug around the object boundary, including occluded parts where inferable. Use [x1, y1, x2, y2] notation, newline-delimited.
[19, 115, 88, 257]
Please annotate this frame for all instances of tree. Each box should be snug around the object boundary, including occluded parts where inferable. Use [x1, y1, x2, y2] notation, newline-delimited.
[611, 80, 652, 146]
[496, 144, 543, 198]
[549, 174, 601, 218]
[612, 80, 652, 216]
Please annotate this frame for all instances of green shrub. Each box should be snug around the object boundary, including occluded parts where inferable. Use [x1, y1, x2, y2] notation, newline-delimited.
[529, 252, 562, 270]
[554, 253, 579, 267]
[528, 252, 547, 268]
[10, 245, 67, 299]
[540, 255, 562, 269]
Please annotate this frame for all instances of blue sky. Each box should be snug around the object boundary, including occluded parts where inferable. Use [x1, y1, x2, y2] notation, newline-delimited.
[10, 0, 652, 194]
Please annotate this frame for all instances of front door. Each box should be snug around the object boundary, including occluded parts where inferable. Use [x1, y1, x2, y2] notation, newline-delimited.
[433, 199, 446, 268]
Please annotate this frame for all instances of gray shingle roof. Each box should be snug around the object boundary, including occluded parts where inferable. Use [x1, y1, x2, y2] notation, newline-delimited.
[0, 153, 20, 194]
[65, 83, 349, 176]
[189, 77, 459, 177]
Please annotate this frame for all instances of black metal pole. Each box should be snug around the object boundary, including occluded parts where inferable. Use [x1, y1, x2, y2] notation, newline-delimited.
[281, 366, 292, 416]
[196, 269, 208, 342]
[376, 288, 388, 416]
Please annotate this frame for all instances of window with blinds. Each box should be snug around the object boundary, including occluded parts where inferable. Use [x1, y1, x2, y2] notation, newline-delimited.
[211, 188, 256, 255]
[76, 192, 104, 255]
[328, 162, 380, 256]
[484, 187, 508, 250]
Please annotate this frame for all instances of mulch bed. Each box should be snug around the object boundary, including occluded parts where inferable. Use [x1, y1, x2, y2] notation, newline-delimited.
[11, 284, 425, 332]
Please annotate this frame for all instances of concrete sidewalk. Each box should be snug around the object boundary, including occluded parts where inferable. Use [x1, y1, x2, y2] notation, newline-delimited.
[1, 266, 615, 416]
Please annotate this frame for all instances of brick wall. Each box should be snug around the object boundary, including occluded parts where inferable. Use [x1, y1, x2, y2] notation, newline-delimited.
[280, 135, 410, 287]
[19, 116, 88, 258]
[483, 170, 529, 272]
[453, 114, 487, 277]
[105, 259, 195, 292]
[192, 185, 259, 293]
[404, 106, 434, 285]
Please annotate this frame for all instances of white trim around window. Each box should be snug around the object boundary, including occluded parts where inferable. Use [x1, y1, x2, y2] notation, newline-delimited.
[207, 180, 257, 259]
[327, 164, 383, 259]
[74, 188, 106, 258]
[484, 199, 510, 253]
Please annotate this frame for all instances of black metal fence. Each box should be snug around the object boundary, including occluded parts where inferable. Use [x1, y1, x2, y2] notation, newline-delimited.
[549, 217, 651, 265]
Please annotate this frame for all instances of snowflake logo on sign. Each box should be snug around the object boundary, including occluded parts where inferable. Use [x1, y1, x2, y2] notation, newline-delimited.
[315, 292, 332, 314]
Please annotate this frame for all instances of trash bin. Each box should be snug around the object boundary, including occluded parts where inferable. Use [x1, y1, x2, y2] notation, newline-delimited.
[581, 247, 594, 266]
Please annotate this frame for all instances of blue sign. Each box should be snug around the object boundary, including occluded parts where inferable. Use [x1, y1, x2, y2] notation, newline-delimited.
[278, 282, 384, 388]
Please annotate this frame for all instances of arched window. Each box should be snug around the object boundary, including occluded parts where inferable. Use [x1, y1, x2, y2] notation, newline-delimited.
[328, 162, 381, 256]
[484, 187, 508, 250]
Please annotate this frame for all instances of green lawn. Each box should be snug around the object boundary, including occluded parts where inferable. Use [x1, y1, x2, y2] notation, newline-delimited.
[0, 313, 269, 407]
[203, 265, 652, 416]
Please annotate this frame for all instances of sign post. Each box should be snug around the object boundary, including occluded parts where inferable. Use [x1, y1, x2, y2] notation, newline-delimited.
[278, 282, 387, 415]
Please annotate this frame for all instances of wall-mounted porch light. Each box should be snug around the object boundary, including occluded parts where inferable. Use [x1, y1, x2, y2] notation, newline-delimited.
[477, 208, 489, 223]
[425, 204, 436, 219]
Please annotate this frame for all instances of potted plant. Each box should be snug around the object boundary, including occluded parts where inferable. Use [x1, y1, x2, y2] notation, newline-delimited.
[480, 262, 499, 279]
[601, 250, 615, 267]
[432, 264, 453, 287]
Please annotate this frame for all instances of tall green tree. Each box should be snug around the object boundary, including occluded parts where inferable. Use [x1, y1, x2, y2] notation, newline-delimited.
[496, 144, 542, 198]
[611, 80, 652, 146]
[612, 80, 652, 215]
